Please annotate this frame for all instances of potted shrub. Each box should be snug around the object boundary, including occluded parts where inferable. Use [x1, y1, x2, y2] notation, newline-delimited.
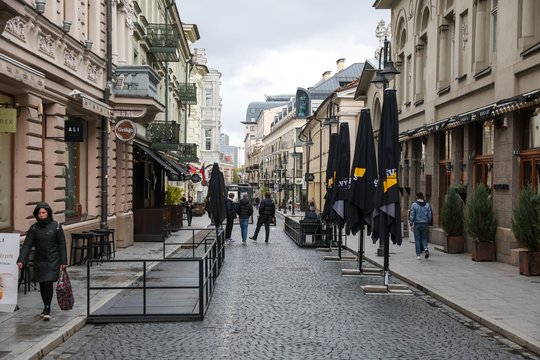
[165, 185, 184, 230]
[464, 184, 497, 261]
[441, 186, 465, 253]
[511, 185, 540, 276]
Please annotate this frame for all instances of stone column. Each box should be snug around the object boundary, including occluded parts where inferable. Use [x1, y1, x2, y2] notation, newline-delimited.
[438, 24, 450, 90]
[473, 0, 487, 72]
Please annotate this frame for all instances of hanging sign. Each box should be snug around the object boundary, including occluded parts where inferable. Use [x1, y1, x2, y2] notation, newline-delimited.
[0, 108, 16, 133]
[191, 173, 201, 183]
[115, 119, 137, 142]
[64, 118, 85, 142]
[0, 233, 20, 312]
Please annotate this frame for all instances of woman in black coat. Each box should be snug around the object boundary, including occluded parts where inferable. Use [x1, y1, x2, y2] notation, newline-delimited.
[17, 202, 67, 320]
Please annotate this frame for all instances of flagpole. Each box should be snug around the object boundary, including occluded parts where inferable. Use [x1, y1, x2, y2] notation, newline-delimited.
[358, 227, 364, 272]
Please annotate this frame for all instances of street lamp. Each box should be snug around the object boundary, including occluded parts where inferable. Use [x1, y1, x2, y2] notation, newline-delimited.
[371, 36, 399, 90]
[282, 154, 288, 214]
[292, 144, 301, 215]
[304, 134, 314, 212]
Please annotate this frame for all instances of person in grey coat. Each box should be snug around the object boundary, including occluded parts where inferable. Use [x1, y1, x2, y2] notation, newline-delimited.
[17, 202, 67, 320]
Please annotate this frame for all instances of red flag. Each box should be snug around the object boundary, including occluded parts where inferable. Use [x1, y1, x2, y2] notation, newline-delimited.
[200, 162, 207, 185]
[188, 165, 197, 174]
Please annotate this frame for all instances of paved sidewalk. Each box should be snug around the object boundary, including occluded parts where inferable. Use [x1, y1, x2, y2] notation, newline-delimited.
[2, 209, 539, 358]
[282, 209, 540, 356]
[0, 215, 211, 360]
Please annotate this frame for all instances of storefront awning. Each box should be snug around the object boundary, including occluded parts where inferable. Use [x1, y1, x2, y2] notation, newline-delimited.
[399, 88, 540, 141]
[134, 143, 180, 180]
[159, 155, 191, 180]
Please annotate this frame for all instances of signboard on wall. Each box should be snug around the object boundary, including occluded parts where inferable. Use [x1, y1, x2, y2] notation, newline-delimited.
[115, 119, 137, 142]
[64, 117, 84, 142]
[0, 108, 16, 133]
[0, 233, 19, 312]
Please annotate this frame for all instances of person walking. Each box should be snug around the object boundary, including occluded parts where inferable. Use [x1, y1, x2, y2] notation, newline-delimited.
[225, 193, 237, 242]
[236, 194, 253, 244]
[409, 192, 433, 260]
[17, 202, 67, 321]
[185, 196, 194, 226]
[250, 192, 275, 243]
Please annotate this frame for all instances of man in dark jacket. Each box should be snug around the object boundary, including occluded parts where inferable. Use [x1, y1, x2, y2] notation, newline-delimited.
[225, 193, 237, 242]
[17, 202, 67, 321]
[235, 194, 253, 244]
[250, 192, 275, 242]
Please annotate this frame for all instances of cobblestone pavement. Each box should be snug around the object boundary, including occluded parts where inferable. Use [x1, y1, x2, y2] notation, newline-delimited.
[44, 220, 539, 360]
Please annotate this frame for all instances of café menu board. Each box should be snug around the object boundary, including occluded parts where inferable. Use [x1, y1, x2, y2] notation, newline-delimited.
[0, 233, 19, 312]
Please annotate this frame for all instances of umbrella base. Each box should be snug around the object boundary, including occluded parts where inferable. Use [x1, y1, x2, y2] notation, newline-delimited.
[323, 255, 356, 261]
[361, 284, 413, 295]
[341, 268, 382, 276]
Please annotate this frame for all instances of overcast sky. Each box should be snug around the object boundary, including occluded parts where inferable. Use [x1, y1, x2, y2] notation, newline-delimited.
[179, 1, 390, 159]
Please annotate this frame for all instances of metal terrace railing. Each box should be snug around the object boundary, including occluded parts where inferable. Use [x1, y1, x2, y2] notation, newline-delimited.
[86, 228, 225, 322]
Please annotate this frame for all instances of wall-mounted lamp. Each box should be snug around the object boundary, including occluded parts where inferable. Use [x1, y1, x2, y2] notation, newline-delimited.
[446, 163, 453, 172]
[421, 162, 425, 173]
[323, 115, 338, 127]
[35, 0, 46, 14]
[461, 161, 467, 172]
[468, 153, 475, 160]
[513, 149, 520, 156]
[62, 20, 72, 33]
[306, 136, 314, 147]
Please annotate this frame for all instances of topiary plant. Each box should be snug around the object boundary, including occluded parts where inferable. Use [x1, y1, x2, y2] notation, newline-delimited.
[165, 185, 183, 205]
[464, 184, 497, 242]
[512, 185, 540, 252]
[441, 187, 464, 236]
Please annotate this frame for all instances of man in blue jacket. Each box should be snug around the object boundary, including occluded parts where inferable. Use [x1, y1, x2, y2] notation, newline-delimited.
[409, 192, 433, 260]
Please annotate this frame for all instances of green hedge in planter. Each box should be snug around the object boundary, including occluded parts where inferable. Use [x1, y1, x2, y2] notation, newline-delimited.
[512, 185, 540, 252]
[441, 187, 464, 236]
[464, 184, 497, 242]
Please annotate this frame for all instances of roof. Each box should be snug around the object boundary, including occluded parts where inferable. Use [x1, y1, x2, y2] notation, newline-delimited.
[307, 63, 364, 100]
[244, 100, 290, 123]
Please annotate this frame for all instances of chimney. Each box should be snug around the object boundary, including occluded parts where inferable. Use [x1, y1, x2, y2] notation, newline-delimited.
[322, 70, 331, 80]
[336, 58, 345, 72]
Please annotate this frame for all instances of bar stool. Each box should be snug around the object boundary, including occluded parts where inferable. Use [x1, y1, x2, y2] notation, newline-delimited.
[91, 229, 116, 260]
[70, 232, 96, 265]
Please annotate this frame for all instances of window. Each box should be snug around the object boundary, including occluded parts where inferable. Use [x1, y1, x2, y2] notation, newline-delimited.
[518, 0, 540, 53]
[64, 121, 88, 219]
[205, 129, 212, 150]
[458, 11, 469, 78]
[472, 122, 494, 190]
[205, 86, 212, 107]
[64, 142, 81, 217]
[0, 132, 12, 230]
[250, 126, 255, 131]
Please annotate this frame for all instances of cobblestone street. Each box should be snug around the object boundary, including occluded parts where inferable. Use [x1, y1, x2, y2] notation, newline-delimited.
[44, 220, 538, 360]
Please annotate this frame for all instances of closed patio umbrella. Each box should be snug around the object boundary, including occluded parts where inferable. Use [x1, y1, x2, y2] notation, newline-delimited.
[207, 162, 227, 229]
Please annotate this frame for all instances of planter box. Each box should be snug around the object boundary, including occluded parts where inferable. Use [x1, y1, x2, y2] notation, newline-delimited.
[445, 235, 464, 254]
[519, 251, 540, 276]
[471, 241, 496, 261]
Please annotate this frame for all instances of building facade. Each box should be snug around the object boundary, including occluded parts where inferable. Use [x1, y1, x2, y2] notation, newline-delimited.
[373, 0, 540, 265]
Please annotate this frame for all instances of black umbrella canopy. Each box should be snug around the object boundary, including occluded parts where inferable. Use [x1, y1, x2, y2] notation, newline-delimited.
[346, 109, 378, 236]
[331, 122, 351, 229]
[207, 162, 227, 228]
[373, 89, 402, 246]
[322, 132, 339, 223]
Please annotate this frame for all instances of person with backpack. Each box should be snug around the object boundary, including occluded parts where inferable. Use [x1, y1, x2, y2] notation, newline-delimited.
[225, 193, 237, 243]
[17, 202, 67, 321]
[409, 192, 433, 260]
[250, 192, 275, 243]
[235, 194, 253, 244]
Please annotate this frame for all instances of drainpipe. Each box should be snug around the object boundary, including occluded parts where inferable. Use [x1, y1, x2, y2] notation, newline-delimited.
[101, 0, 113, 230]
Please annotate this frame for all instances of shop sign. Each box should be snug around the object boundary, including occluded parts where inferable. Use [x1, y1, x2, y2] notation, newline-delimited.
[191, 174, 201, 183]
[115, 119, 137, 142]
[0, 108, 16, 133]
[64, 118, 85, 142]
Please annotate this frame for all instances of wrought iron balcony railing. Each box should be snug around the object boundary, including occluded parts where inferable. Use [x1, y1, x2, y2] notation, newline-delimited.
[175, 143, 199, 163]
[147, 121, 180, 150]
[175, 82, 197, 105]
[146, 24, 180, 62]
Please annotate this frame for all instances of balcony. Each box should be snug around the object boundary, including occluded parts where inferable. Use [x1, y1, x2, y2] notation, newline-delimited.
[113, 65, 161, 100]
[147, 121, 180, 150]
[175, 82, 197, 105]
[146, 24, 180, 62]
[175, 143, 199, 163]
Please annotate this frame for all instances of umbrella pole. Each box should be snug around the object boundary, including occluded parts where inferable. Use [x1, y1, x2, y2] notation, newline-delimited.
[358, 226, 364, 272]
[383, 233, 390, 287]
[338, 227, 342, 259]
